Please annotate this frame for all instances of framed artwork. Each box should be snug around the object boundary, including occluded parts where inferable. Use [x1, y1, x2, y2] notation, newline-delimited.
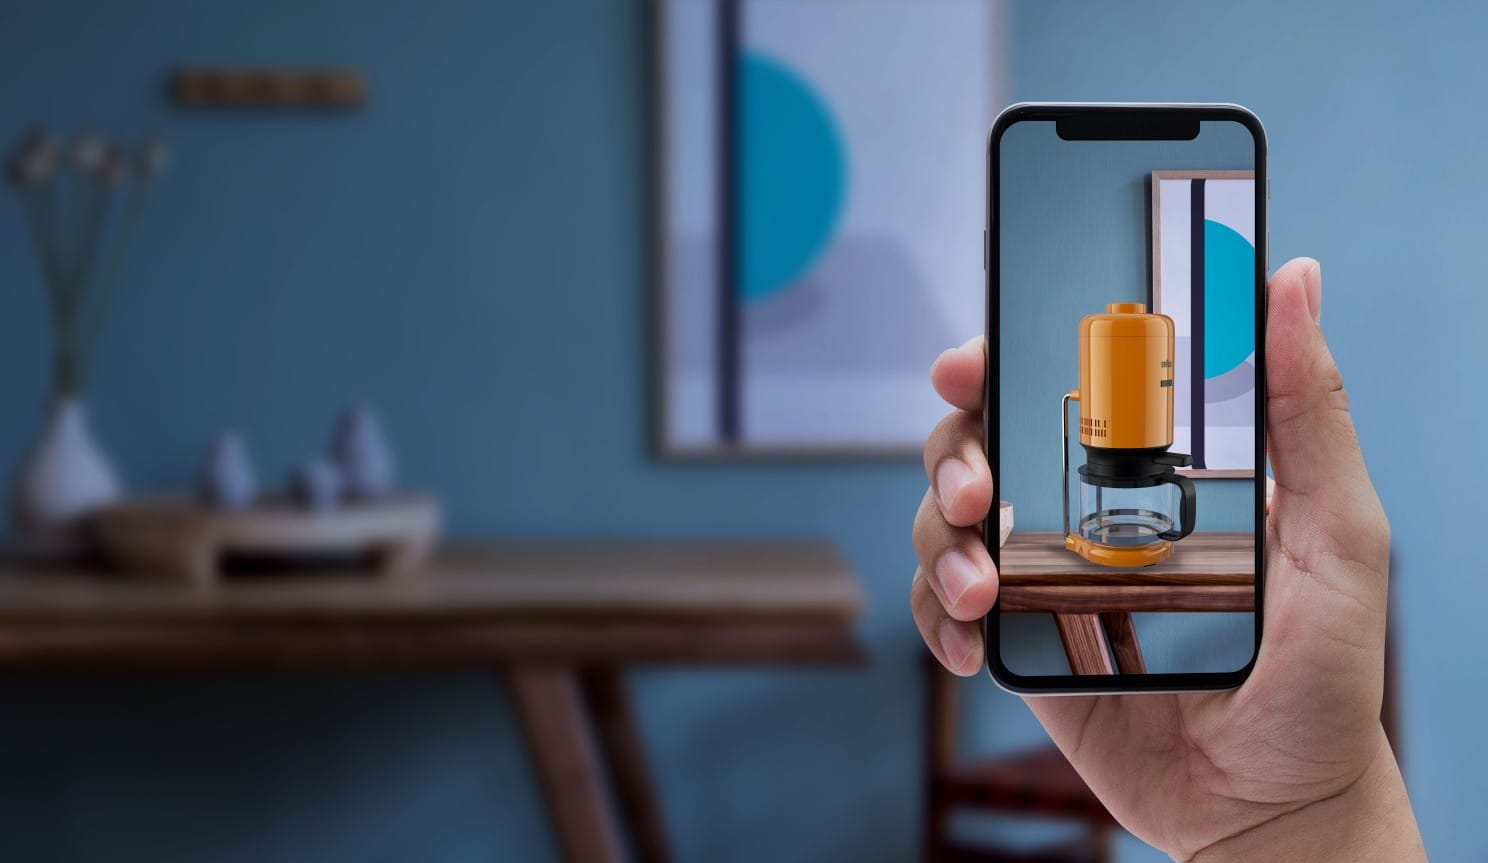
[654, 0, 1004, 456]
[1150, 170, 1257, 478]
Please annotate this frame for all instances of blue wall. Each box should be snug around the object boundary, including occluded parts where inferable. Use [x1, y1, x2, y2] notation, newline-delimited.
[0, 1, 1480, 861]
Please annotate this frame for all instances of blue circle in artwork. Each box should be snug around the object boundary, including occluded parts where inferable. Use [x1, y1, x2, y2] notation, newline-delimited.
[1203, 220, 1255, 379]
[739, 52, 847, 303]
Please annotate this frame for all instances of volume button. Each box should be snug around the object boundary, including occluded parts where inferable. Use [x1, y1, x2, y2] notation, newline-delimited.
[983, 229, 987, 271]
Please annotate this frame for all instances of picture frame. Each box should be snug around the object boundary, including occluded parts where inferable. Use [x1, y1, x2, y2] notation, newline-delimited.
[1150, 169, 1257, 478]
[651, 0, 1004, 458]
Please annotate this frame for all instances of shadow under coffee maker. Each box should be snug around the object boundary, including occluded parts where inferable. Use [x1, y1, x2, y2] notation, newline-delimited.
[1062, 302, 1196, 567]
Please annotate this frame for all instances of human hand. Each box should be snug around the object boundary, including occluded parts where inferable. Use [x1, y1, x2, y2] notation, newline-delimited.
[910, 259, 1426, 861]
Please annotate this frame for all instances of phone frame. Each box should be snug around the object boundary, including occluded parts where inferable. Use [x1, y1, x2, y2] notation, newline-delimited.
[983, 103, 1267, 694]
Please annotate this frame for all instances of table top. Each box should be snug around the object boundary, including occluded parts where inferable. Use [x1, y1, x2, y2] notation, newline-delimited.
[0, 542, 865, 668]
[997, 531, 1255, 614]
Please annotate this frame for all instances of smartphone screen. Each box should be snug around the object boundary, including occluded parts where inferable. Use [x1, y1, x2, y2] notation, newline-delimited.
[986, 105, 1264, 692]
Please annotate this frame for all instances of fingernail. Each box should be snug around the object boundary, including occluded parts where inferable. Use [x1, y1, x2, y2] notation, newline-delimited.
[938, 620, 976, 672]
[936, 549, 982, 611]
[936, 458, 973, 513]
[1304, 261, 1322, 322]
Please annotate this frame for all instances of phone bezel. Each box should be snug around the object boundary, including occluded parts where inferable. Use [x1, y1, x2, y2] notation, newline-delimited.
[983, 102, 1267, 694]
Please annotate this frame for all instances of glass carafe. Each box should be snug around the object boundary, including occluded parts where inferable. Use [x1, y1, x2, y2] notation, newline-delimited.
[1077, 480, 1176, 546]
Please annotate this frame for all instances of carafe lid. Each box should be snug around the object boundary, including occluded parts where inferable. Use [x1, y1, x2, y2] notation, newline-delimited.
[1079, 445, 1192, 488]
[1107, 302, 1146, 314]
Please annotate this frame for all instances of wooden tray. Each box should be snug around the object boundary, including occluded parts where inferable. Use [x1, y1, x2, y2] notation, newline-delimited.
[92, 495, 440, 584]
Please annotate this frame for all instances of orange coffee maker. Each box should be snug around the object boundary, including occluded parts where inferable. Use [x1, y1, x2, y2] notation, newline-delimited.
[1061, 302, 1196, 567]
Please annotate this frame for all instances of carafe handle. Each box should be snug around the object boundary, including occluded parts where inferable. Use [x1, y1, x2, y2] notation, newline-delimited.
[1157, 471, 1196, 541]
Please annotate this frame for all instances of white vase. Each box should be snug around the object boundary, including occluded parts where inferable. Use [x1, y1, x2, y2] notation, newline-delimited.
[331, 404, 396, 501]
[11, 397, 122, 558]
[199, 430, 257, 510]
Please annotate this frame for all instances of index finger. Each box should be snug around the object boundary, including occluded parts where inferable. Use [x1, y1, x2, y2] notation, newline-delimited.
[930, 335, 985, 413]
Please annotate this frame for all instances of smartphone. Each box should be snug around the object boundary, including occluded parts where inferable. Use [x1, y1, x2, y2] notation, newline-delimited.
[984, 104, 1266, 693]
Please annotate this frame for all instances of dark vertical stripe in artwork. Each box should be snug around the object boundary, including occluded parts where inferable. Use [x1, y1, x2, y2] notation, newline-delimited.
[715, 0, 741, 442]
[1190, 179, 1206, 469]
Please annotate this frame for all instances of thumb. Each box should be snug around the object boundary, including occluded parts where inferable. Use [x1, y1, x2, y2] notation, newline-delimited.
[1260, 258, 1390, 721]
[1265, 258, 1375, 509]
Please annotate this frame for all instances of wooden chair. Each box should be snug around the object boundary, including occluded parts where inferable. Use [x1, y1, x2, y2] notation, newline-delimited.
[921, 653, 1115, 863]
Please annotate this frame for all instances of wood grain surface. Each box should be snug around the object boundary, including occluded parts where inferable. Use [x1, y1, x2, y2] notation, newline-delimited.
[1100, 612, 1147, 674]
[1054, 614, 1115, 675]
[0, 543, 861, 623]
[999, 531, 1255, 584]
[997, 531, 1255, 614]
[1000, 585, 1255, 613]
[92, 495, 439, 584]
[171, 69, 365, 107]
[0, 543, 865, 667]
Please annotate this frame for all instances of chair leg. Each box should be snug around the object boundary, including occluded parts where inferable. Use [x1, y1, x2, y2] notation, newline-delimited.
[923, 652, 958, 863]
[923, 795, 948, 863]
[1090, 822, 1114, 863]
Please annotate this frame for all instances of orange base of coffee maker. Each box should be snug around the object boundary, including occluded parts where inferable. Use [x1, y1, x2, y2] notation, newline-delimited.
[1065, 533, 1174, 567]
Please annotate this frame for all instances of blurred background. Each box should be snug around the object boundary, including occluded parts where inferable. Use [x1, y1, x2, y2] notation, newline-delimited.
[0, 1, 1477, 861]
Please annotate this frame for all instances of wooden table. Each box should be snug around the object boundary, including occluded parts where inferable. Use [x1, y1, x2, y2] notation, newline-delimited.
[999, 532, 1254, 675]
[0, 542, 865, 863]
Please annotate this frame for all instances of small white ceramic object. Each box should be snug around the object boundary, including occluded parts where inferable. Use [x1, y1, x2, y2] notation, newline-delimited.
[331, 404, 396, 500]
[10, 397, 122, 557]
[199, 431, 257, 510]
[998, 501, 1014, 547]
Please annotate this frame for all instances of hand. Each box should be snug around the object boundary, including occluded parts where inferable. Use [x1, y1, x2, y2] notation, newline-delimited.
[910, 259, 1426, 861]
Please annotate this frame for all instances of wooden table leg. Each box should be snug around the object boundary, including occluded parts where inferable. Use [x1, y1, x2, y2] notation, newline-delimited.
[1053, 614, 1115, 675]
[509, 666, 625, 863]
[1099, 612, 1146, 674]
[581, 668, 672, 863]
